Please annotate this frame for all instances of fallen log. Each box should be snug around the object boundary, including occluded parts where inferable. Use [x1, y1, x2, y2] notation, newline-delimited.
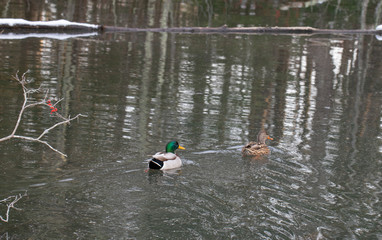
[1, 19, 381, 37]
[101, 25, 382, 36]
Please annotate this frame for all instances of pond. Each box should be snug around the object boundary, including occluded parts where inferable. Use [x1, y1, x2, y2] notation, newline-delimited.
[1, 1, 382, 239]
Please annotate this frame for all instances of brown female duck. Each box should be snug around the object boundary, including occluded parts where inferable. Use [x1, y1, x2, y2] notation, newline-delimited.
[242, 130, 273, 156]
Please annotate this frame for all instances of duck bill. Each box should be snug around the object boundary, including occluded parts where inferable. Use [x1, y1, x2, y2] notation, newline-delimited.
[178, 145, 186, 150]
[267, 136, 274, 141]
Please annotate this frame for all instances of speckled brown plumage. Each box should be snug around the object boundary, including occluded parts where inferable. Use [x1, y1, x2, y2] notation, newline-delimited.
[242, 142, 270, 156]
[242, 130, 273, 157]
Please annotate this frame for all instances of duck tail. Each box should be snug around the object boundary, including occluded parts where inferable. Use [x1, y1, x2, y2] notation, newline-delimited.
[149, 158, 164, 169]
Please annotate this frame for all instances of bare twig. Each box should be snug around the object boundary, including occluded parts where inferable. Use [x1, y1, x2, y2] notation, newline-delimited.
[0, 71, 86, 157]
[12, 114, 86, 156]
[0, 192, 27, 222]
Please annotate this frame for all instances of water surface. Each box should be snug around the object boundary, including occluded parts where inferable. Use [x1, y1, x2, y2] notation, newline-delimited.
[1, 1, 382, 239]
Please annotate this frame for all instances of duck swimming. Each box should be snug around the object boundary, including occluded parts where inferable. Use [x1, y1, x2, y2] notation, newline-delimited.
[242, 130, 273, 156]
[149, 141, 186, 170]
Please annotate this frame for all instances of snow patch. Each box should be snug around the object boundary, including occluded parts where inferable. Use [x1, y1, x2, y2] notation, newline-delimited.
[0, 32, 98, 40]
[0, 18, 99, 29]
[377, 25, 382, 41]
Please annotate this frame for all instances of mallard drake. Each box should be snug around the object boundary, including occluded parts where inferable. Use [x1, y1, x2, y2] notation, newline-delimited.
[242, 130, 273, 156]
[149, 141, 186, 170]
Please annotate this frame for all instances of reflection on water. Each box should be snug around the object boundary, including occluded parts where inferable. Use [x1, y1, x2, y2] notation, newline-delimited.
[1, 2, 382, 239]
[1, 0, 381, 29]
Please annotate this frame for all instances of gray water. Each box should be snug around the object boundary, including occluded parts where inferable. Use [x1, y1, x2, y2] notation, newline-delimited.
[1, 1, 382, 239]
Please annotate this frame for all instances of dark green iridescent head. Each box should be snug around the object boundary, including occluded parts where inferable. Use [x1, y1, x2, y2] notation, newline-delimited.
[165, 141, 186, 153]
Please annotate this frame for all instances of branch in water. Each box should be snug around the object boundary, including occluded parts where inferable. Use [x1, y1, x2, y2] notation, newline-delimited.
[0, 192, 27, 223]
[0, 71, 86, 157]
